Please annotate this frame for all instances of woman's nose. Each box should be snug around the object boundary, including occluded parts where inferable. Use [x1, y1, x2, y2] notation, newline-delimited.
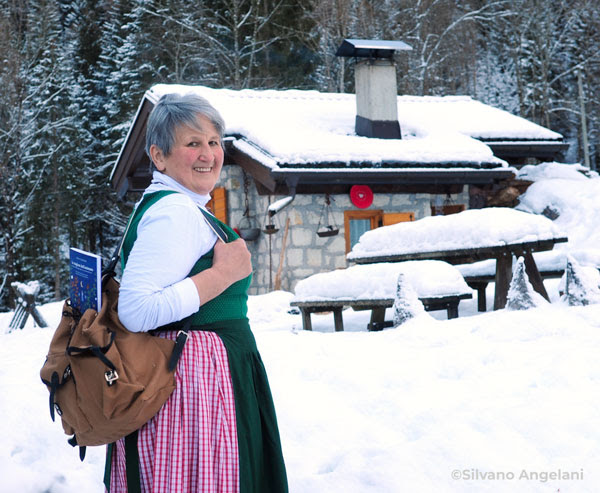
[197, 141, 212, 160]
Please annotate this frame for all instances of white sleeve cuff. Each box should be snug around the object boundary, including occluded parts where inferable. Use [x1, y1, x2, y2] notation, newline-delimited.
[175, 277, 201, 316]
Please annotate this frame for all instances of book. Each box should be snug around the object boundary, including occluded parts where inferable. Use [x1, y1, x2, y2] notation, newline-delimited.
[69, 247, 102, 313]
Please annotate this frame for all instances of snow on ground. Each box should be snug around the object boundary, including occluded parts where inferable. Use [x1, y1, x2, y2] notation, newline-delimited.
[2, 290, 599, 493]
[1, 163, 599, 493]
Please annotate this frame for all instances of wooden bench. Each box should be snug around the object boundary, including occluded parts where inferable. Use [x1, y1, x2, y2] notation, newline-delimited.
[290, 293, 472, 332]
[463, 269, 565, 312]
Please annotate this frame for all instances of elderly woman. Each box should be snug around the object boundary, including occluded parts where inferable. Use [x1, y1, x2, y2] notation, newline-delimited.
[105, 93, 288, 492]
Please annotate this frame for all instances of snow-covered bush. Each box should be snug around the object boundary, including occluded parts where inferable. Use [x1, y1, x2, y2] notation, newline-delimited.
[506, 257, 548, 310]
[560, 256, 600, 306]
[392, 273, 425, 326]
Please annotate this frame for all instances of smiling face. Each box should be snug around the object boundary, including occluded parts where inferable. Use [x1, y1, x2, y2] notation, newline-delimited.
[150, 114, 224, 195]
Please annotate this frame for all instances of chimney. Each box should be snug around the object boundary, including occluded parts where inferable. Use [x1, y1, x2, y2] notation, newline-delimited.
[336, 39, 412, 139]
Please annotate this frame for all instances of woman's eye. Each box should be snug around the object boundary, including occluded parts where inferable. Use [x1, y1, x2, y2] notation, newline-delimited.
[209, 140, 220, 147]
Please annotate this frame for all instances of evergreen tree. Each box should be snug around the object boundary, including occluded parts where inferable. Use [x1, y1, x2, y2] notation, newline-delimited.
[19, 0, 78, 303]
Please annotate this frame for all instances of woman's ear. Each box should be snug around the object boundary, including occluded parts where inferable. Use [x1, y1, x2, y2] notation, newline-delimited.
[149, 144, 166, 172]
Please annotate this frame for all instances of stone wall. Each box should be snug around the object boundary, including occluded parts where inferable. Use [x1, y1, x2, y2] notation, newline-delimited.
[219, 164, 469, 295]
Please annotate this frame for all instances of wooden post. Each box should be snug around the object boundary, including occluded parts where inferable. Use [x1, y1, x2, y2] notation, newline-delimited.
[274, 217, 290, 291]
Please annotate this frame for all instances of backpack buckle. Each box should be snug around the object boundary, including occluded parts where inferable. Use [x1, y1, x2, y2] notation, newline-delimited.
[105, 369, 119, 386]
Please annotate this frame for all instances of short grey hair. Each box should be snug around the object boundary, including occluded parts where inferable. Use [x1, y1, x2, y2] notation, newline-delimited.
[145, 93, 226, 161]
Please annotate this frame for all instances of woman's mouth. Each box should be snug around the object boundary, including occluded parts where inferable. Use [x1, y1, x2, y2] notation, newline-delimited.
[193, 167, 212, 173]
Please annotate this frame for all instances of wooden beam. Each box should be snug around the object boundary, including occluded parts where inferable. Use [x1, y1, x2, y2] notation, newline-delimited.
[226, 144, 277, 192]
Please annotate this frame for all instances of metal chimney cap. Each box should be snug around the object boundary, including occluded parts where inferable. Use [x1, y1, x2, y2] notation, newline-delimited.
[335, 39, 413, 58]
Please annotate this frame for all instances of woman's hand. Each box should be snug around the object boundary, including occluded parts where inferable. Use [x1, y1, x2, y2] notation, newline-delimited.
[212, 238, 253, 284]
[190, 238, 252, 306]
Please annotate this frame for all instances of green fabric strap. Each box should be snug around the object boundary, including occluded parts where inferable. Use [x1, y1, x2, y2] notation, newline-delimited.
[125, 430, 141, 493]
[103, 443, 113, 491]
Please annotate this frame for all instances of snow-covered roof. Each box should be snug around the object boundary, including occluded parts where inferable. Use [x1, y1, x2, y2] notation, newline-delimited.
[147, 84, 559, 170]
[348, 207, 567, 261]
[110, 84, 565, 196]
[293, 260, 472, 301]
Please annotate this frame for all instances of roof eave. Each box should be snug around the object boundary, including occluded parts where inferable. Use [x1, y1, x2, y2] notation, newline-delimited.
[270, 167, 515, 186]
[485, 140, 568, 160]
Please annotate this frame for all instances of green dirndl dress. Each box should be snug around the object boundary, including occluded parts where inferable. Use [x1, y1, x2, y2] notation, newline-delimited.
[106, 191, 288, 492]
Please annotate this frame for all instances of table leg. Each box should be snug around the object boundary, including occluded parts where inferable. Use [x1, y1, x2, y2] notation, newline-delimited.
[300, 308, 312, 331]
[368, 307, 387, 331]
[523, 251, 550, 301]
[467, 281, 488, 312]
[333, 308, 344, 332]
[494, 254, 513, 310]
[447, 301, 459, 319]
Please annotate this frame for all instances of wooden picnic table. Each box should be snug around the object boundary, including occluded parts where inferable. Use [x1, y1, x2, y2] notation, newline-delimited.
[350, 237, 568, 310]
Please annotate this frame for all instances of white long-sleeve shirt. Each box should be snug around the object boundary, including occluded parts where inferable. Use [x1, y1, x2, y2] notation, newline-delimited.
[118, 172, 219, 332]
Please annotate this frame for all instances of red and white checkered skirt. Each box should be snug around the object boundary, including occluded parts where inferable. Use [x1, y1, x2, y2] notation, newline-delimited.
[107, 330, 240, 492]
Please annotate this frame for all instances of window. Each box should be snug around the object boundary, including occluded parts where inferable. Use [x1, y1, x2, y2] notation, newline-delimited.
[344, 210, 382, 253]
[344, 210, 416, 253]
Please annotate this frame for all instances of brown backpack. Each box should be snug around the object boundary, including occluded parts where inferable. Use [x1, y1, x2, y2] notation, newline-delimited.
[40, 270, 187, 452]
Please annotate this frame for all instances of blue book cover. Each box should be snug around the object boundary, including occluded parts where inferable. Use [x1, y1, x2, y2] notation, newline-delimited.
[69, 247, 102, 313]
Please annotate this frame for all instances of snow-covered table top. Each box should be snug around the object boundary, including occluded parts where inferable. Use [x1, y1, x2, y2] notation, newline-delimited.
[347, 208, 568, 263]
[292, 261, 472, 302]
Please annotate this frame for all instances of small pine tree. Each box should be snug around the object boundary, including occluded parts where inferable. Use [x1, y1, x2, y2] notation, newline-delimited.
[561, 256, 600, 306]
[506, 257, 548, 310]
[392, 272, 425, 327]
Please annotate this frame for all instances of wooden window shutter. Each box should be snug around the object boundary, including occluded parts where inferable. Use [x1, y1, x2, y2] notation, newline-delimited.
[382, 212, 414, 226]
[207, 187, 228, 224]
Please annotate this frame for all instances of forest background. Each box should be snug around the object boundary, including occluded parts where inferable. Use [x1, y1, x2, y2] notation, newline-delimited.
[1, 0, 599, 311]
